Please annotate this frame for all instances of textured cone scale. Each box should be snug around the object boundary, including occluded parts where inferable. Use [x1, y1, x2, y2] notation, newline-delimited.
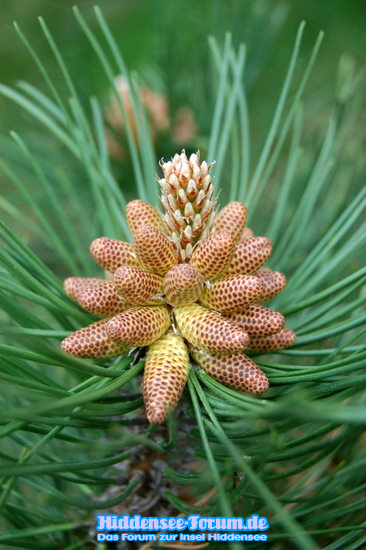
[212, 201, 248, 243]
[256, 268, 287, 302]
[227, 237, 272, 276]
[190, 230, 235, 280]
[90, 237, 141, 273]
[143, 333, 189, 424]
[240, 227, 255, 241]
[192, 350, 269, 394]
[249, 328, 296, 352]
[134, 223, 177, 276]
[225, 305, 285, 337]
[61, 320, 130, 358]
[200, 275, 263, 314]
[164, 264, 204, 306]
[114, 265, 163, 304]
[126, 199, 164, 236]
[64, 277, 104, 302]
[77, 282, 130, 316]
[159, 151, 216, 261]
[106, 306, 170, 347]
[174, 303, 249, 354]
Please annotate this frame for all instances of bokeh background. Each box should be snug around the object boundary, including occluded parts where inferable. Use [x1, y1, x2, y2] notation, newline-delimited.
[1, 0, 366, 133]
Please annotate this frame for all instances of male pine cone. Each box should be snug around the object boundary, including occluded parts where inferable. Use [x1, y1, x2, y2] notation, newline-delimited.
[61, 151, 295, 424]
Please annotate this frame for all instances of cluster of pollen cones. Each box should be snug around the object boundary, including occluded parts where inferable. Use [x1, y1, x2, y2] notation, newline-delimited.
[61, 151, 295, 424]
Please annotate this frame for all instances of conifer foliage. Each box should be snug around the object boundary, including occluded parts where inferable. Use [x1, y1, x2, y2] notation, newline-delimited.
[0, 7, 365, 549]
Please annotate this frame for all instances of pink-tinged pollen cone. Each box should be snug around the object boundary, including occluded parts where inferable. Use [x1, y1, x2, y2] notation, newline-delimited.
[256, 268, 287, 302]
[106, 306, 170, 347]
[90, 237, 141, 273]
[134, 223, 177, 276]
[191, 350, 269, 394]
[64, 277, 104, 302]
[143, 332, 189, 424]
[200, 275, 263, 313]
[114, 265, 163, 304]
[227, 236, 272, 276]
[225, 305, 285, 337]
[174, 303, 249, 354]
[212, 201, 248, 243]
[126, 199, 164, 236]
[249, 328, 296, 352]
[77, 282, 130, 316]
[164, 264, 204, 306]
[61, 320, 130, 358]
[190, 230, 235, 280]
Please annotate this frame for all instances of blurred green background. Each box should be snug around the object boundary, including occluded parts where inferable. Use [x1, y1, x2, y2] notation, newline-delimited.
[1, 0, 365, 127]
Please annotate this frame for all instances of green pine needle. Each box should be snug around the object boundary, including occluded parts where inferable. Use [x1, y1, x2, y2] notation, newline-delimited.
[0, 6, 365, 549]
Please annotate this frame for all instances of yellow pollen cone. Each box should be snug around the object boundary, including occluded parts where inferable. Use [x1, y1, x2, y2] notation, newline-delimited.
[143, 332, 189, 424]
[174, 303, 249, 354]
